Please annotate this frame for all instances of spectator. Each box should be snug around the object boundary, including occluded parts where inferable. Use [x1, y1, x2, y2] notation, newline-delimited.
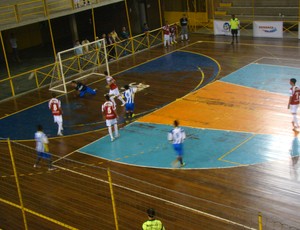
[111, 29, 121, 42]
[107, 32, 116, 60]
[143, 23, 150, 46]
[180, 14, 189, 42]
[74, 40, 83, 56]
[9, 33, 21, 63]
[142, 208, 165, 230]
[120, 26, 130, 55]
[81, 38, 90, 54]
[74, 0, 80, 8]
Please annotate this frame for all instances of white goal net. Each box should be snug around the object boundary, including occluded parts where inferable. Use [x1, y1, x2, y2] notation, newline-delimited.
[49, 38, 109, 93]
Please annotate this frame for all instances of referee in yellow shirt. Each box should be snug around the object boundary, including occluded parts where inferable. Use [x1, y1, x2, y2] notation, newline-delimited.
[142, 208, 165, 230]
[229, 14, 240, 44]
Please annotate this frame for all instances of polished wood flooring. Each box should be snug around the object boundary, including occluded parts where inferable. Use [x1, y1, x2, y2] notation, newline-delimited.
[1, 34, 300, 230]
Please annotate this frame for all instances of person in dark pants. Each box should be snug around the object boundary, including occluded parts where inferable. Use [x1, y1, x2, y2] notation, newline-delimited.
[229, 14, 240, 44]
[71, 80, 97, 98]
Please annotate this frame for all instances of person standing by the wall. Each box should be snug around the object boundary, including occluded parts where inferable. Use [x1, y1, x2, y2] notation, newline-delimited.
[9, 33, 21, 63]
[229, 14, 240, 44]
[180, 14, 189, 42]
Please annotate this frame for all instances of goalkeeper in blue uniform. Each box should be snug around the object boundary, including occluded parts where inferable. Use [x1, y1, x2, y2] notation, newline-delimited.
[71, 80, 97, 98]
[168, 120, 186, 168]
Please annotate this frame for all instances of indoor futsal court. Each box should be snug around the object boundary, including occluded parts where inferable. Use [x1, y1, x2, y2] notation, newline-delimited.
[1, 35, 300, 229]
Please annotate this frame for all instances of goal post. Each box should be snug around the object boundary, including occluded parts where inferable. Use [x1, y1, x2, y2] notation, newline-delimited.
[49, 38, 110, 94]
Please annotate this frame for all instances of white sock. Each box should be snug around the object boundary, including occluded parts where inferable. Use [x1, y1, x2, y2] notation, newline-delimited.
[114, 123, 119, 137]
[58, 122, 63, 133]
[293, 114, 299, 127]
[108, 126, 113, 139]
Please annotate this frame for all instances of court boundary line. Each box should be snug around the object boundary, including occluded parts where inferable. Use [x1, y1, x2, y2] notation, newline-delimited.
[52, 164, 257, 230]
[74, 121, 293, 170]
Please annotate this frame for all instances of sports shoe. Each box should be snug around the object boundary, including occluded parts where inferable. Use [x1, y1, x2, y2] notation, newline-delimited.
[48, 167, 55, 171]
[57, 132, 63, 136]
[111, 137, 115, 142]
[180, 162, 186, 168]
[115, 134, 120, 139]
[121, 103, 125, 107]
[33, 164, 41, 168]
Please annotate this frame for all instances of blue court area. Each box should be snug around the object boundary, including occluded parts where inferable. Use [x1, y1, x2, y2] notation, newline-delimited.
[220, 63, 300, 95]
[79, 122, 297, 169]
[79, 62, 300, 169]
[0, 51, 219, 140]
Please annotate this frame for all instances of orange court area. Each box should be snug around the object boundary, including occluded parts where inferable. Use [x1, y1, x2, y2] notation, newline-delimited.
[139, 81, 291, 136]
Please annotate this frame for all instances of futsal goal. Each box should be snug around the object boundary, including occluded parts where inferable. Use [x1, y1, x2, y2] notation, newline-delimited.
[49, 38, 109, 94]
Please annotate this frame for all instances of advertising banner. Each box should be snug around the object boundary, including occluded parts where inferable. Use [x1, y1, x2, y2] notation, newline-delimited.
[214, 20, 239, 36]
[253, 21, 283, 38]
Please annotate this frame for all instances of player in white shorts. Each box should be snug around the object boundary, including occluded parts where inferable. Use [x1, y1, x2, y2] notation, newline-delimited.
[102, 94, 119, 142]
[48, 93, 63, 136]
[104, 71, 125, 106]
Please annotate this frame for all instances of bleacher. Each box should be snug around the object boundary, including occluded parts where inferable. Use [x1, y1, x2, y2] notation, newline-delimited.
[215, 0, 299, 21]
[0, 0, 123, 31]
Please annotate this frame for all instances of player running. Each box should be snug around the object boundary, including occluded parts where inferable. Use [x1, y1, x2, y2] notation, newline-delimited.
[168, 120, 186, 168]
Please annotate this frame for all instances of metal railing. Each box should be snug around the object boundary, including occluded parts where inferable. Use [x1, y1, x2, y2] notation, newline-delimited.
[0, 26, 164, 101]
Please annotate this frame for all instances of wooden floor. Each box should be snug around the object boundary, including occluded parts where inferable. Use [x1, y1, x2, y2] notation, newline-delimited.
[1, 34, 300, 230]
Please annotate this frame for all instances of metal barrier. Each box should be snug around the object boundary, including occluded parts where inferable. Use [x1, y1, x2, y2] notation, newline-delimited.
[0, 26, 164, 101]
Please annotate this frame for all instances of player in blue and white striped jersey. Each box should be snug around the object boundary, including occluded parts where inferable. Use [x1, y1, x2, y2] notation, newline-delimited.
[168, 120, 186, 167]
[123, 85, 137, 123]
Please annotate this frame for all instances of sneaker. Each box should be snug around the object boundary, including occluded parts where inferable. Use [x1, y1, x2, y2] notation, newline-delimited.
[57, 132, 63, 136]
[180, 162, 186, 168]
[121, 103, 125, 107]
[115, 134, 120, 139]
[33, 164, 41, 168]
[48, 167, 55, 171]
[111, 137, 115, 142]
